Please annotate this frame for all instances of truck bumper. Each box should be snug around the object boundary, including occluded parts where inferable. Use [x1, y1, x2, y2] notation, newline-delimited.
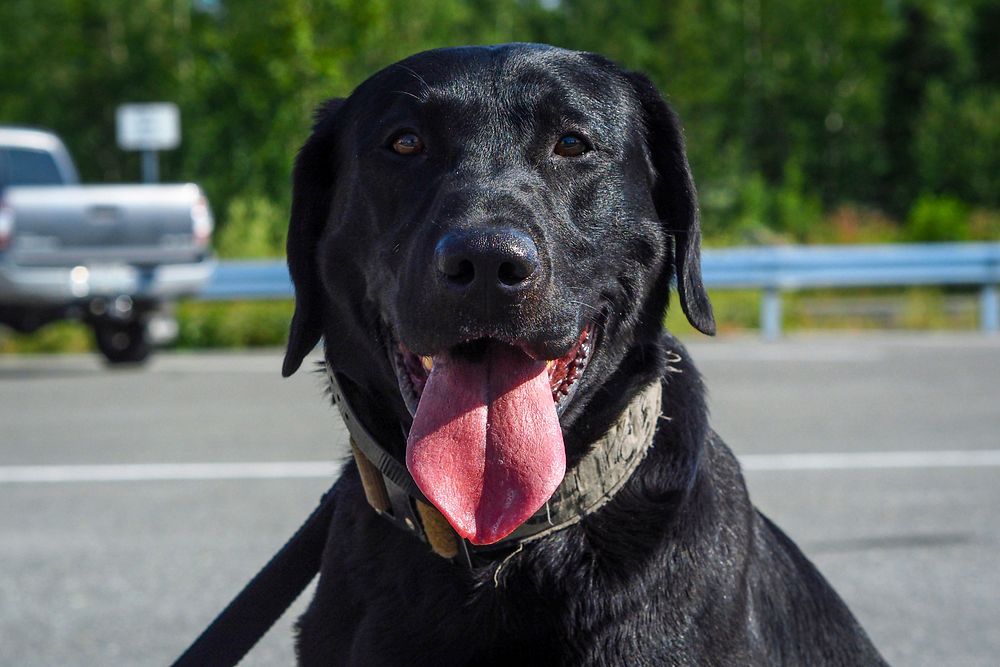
[0, 259, 217, 305]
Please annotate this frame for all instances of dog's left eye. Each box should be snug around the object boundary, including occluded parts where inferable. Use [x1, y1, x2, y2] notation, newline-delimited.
[391, 132, 424, 155]
[553, 134, 589, 157]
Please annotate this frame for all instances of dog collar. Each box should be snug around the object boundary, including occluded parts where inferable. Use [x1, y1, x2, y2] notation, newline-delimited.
[325, 362, 663, 567]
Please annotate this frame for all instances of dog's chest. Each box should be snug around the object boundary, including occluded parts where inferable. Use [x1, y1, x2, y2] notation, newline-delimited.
[300, 500, 695, 666]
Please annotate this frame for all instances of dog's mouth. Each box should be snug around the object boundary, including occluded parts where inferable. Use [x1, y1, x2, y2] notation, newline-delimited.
[394, 328, 592, 418]
[390, 328, 593, 546]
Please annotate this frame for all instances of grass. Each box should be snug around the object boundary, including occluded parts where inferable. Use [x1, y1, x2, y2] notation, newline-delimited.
[0, 301, 294, 355]
[665, 287, 983, 337]
[173, 300, 294, 349]
[0, 321, 93, 354]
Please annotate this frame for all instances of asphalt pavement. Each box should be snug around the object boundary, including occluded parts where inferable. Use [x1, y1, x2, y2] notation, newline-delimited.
[1, 333, 998, 666]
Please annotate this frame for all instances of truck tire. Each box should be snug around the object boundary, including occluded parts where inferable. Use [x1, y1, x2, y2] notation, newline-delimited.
[93, 320, 151, 365]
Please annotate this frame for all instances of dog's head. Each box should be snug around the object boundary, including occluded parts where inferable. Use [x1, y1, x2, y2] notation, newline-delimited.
[283, 44, 714, 545]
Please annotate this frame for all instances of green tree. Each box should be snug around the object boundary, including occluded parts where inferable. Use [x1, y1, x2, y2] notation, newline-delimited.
[2, 0, 998, 249]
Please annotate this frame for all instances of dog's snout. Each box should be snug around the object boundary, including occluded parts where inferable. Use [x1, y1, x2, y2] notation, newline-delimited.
[434, 229, 540, 293]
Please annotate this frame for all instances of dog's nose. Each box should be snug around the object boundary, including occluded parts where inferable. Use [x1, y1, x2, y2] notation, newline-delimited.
[434, 228, 540, 293]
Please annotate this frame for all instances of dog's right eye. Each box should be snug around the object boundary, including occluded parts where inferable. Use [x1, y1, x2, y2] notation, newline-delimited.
[391, 132, 424, 155]
[553, 133, 589, 158]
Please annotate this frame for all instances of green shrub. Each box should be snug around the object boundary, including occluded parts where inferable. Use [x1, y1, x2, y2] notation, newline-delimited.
[774, 161, 824, 241]
[906, 194, 971, 242]
[215, 195, 288, 259]
[0, 322, 93, 354]
[174, 301, 294, 349]
[812, 205, 902, 244]
[969, 208, 1000, 241]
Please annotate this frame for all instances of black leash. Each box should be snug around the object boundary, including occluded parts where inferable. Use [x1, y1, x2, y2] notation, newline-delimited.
[170, 485, 337, 667]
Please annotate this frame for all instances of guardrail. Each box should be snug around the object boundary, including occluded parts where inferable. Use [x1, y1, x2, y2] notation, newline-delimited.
[197, 243, 1000, 338]
[702, 243, 1000, 338]
[198, 260, 294, 301]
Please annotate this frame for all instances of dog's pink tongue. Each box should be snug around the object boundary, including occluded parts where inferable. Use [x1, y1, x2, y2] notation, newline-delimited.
[405, 344, 565, 545]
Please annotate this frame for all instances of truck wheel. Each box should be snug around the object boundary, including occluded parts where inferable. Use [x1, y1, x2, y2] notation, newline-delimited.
[94, 321, 151, 365]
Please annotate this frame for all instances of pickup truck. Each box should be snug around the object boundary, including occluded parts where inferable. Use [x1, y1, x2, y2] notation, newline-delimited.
[0, 126, 215, 363]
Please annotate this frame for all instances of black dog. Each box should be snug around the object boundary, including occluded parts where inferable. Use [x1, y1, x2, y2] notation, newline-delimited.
[282, 43, 887, 666]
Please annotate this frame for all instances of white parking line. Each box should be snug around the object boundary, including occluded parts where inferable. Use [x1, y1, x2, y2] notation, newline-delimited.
[0, 450, 998, 483]
[740, 449, 1000, 471]
[0, 461, 340, 483]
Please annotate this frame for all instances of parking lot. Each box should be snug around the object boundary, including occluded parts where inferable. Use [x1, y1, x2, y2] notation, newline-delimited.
[1, 334, 998, 665]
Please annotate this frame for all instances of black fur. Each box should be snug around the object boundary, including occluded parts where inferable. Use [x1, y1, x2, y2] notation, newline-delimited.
[283, 44, 887, 666]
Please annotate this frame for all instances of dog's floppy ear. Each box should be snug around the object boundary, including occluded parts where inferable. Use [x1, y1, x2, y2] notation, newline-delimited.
[625, 72, 716, 336]
[283, 98, 345, 377]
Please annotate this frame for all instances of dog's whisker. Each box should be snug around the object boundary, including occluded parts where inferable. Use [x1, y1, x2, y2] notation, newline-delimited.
[391, 89, 423, 102]
[393, 64, 431, 96]
[567, 299, 601, 316]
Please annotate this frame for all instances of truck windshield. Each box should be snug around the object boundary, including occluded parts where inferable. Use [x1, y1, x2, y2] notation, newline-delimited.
[0, 148, 64, 187]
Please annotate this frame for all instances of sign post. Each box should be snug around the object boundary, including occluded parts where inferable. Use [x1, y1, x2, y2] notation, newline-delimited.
[115, 103, 181, 183]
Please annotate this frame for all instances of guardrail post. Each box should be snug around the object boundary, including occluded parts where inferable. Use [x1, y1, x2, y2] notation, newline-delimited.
[761, 286, 782, 340]
[982, 284, 999, 334]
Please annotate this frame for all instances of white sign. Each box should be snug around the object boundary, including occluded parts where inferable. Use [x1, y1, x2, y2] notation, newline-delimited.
[116, 103, 181, 151]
